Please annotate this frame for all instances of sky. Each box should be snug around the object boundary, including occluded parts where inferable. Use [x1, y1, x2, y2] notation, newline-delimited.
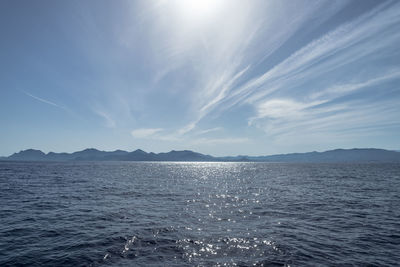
[1, 0, 400, 156]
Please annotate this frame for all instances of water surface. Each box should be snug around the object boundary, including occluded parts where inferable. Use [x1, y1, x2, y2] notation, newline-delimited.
[1, 161, 399, 266]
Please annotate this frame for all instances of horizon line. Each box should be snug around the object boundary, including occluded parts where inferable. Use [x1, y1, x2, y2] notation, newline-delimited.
[2, 147, 399, 158]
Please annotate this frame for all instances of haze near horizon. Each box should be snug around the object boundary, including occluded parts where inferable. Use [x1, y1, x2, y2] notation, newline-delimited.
[1, 0, 400, 156]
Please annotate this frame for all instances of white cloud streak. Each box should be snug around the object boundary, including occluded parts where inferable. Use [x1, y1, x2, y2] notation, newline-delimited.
[93, 109, 116, 128]
[227, 1, 399, 107]
[139, 1, 343, 134]
[165, 0, 352, 134]
[194, 127, 223, 136]
[207, 1, 400, 142]
[309, 70, 400, 100]
[192, 137, 249, 145]
[22, 90, 63, 109]
[131, 128, 163, 138]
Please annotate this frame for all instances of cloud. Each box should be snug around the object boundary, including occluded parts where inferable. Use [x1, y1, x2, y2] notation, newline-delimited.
[93, 109, 116, 128]
[177, 122, 197, 135]
[218, 1, 399, 109]
[309, 70, 400, 100]
[112, 1, 356, 142]
[194, 127, 223, 136]
[163, 0, 351, 132]
[250, 96, 400, 142]
[22, 90, 64, 109]
[252, 99, 323, 121]
[131, 128, 163, 138]
[193, 137, 249, 145]
[201, 1, 400, 143]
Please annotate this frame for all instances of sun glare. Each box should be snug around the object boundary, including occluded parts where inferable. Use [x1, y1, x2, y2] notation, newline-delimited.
[174, 0, 224, 24]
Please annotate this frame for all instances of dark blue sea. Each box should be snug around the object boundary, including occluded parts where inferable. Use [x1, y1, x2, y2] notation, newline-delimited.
[0, 161, 399, 266]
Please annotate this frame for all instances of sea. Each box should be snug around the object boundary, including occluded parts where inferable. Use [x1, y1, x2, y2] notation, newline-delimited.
[0, 161, 399, 266]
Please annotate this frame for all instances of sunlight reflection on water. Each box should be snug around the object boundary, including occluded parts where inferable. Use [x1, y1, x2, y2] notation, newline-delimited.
[0, 161, 399, 266]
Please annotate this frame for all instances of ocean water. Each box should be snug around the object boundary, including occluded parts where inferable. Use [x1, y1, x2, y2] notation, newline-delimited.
[0, 161, 399, 266]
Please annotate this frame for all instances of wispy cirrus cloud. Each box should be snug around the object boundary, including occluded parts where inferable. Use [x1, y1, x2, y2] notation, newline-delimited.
[93, 109, 116, 128]
[265, 99, 400, 144]
[192, 137, 249, 145]
[248, 69, 400, 135]
[309, 70, 400, 100]
[22, 90, 64, 109]
[139, 1, 345, 135]
[131, 128, 163, 138]
[184, 0, 349, 128]
[202, 1, 400, 143]
[226, 1, 399, 107]
[194, 127, 223, 136]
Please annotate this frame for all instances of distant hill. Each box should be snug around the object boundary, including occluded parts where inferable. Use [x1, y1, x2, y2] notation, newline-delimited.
[4, 148, 215, 162]
[8, 149, 47, 161]
[2, 148, 400, 163]
[245, 148, 400, 163]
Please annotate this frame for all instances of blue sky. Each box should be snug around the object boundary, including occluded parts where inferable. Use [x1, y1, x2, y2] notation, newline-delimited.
[1, 0, 400, 156]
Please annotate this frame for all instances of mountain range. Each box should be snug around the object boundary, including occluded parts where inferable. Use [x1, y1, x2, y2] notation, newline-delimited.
[1, 148, 400, 163]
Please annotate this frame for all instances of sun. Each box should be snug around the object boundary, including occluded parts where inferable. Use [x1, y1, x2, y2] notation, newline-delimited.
[173, 0, 225, 24]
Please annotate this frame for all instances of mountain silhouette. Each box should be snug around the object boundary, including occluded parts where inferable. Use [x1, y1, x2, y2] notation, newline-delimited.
[3, 148, 400, 162]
